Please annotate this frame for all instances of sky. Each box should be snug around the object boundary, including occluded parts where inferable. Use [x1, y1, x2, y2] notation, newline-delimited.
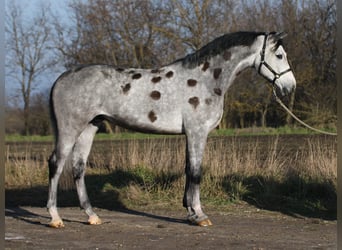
[20, 0, 71, 22]
[5, 0, 73, 103]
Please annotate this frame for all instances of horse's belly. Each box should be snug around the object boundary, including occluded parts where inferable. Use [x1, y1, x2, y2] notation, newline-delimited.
[111, 109, 183, 134]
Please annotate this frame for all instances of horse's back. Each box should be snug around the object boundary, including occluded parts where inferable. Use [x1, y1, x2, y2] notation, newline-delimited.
[50, 64, 185, 134]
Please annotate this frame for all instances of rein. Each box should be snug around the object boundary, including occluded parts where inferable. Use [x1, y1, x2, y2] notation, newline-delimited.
[272, 87, 337, 136]
[258, 34, 292, 85]
[258, 34, 336, 136]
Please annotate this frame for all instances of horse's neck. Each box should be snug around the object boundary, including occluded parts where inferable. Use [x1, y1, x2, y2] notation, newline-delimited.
[167, 36, 262, 96]
[173, 45, 260, 96]
[218, 46, 259, 93]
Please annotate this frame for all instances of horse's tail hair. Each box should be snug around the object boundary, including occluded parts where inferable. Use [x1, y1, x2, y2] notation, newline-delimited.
[49, 82, 58, 148]
[49, 80, 74, 188]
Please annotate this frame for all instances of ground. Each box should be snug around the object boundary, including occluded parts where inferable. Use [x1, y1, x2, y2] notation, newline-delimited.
[5, 134, 337, 249]
[5, 204, 336, 250]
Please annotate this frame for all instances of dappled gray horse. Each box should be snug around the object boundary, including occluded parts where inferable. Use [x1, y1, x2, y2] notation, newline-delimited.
[48, 31, 296, 228]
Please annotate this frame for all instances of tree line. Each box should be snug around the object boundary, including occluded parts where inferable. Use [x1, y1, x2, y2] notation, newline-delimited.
[5, 0, 336, 135]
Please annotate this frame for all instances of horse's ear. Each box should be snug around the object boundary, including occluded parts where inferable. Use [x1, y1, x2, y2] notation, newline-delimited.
[275, 32, 287, 40]
[269, 32, 287, 46]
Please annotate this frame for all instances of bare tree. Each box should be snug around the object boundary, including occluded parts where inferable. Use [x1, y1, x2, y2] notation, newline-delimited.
[168, 0, 235, 50]
[297, 0, 337, 125]
[54, 0, 173, 69]
[29, 91, 51, 135]
[6, 2, 57, 135]
[51, 0, 336, 131]
[55, 0, 236, 69]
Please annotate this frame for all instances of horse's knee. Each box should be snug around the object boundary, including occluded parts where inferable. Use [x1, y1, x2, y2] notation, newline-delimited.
[73, 159, 85, 180]
[185, 166, 202, 184]
[190, 173, 201, 184]
[48, 152, 57, 179]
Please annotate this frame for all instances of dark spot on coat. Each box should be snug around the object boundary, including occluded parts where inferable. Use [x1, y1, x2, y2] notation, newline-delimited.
[187, 79, 197, 87]
[223, 51, 231, 61]
[151, 76, 162, 83]
[128, 70, 135, 74]
[116, 68, 125, 72]
[132, 73, 142, 80]
[202, 61, 210, 71]
[188, 97, 200, 109]
[165, 71, 174, 78]
[101, 70, 112, 79]
[213, 68, 222, 79]
[150, 91, 161, 100]
[121, 83, 131, 94]
[205, 98, 212, 105]
[148, 111, 157, 122]
[214, 88, 222, 96]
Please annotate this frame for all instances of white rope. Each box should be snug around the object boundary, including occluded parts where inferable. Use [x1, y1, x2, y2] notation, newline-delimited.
[272, 88, 337, 136]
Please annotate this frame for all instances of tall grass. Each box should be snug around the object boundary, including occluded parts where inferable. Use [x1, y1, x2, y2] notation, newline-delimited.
[5, 144, 49, 188]
[5, 135, 336, 217]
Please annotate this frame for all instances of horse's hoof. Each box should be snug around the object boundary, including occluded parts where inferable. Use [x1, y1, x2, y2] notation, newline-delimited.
[197, 218, 213, 227]
[188, 214, 213, 227]
[49, 219, 65, 228]
[88, 215, 102, 225]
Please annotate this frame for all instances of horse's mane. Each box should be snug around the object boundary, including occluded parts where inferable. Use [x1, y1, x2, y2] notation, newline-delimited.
[176, 31, 267, 68]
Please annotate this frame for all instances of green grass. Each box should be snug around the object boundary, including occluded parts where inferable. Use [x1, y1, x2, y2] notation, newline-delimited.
[5, 134, 54, 142]
[94, 132, 179, 141]
[6, 126, 332, 142]
[4, 131, 180, 142]
[5, 133, 336, 219]
[209, 126, 327, 136]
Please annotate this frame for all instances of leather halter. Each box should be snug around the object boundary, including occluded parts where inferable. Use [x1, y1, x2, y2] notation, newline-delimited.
[257, 34, 292, 85]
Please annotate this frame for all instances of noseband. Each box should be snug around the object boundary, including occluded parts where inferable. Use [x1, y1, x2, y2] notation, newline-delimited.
[257, 34, 292, 85]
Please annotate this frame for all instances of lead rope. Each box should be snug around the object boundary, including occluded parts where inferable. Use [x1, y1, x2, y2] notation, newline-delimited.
[272, 87, 337, 136]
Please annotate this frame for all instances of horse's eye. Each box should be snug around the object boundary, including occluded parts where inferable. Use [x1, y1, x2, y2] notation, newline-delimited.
[276, 54, 283, 60]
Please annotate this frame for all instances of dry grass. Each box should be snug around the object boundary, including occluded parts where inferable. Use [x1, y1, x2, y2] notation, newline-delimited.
[5, 135, 337, 217]
[5, 144, 49, 188]
[299, 139, 337, 180]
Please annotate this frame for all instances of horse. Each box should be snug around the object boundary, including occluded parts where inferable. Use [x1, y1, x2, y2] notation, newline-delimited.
[47, 31, 296, 228]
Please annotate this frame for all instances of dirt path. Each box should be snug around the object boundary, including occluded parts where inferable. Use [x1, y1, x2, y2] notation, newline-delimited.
[5, 205, 336, 250]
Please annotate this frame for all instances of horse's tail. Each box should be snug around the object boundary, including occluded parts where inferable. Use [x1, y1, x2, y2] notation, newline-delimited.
[49, 70, 75, 148]
[48, 78, 74, 189]
[49, 81, 58, 148]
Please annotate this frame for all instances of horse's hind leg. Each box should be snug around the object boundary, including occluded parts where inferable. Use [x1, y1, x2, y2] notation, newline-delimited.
[47, 135, 76, 228]
[71, 124, 101, 225]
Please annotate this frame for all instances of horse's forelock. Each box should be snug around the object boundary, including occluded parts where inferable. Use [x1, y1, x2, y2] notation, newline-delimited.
[268, 31, 285, 51]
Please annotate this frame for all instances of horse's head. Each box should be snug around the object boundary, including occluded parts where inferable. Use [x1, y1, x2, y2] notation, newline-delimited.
[255, 32, 296, 95]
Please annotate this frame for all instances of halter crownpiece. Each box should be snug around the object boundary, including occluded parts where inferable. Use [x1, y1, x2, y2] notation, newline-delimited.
[257, 33, 292, 85]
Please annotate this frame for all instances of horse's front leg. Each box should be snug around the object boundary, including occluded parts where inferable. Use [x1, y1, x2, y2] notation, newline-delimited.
[183, 132, 212, 226]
